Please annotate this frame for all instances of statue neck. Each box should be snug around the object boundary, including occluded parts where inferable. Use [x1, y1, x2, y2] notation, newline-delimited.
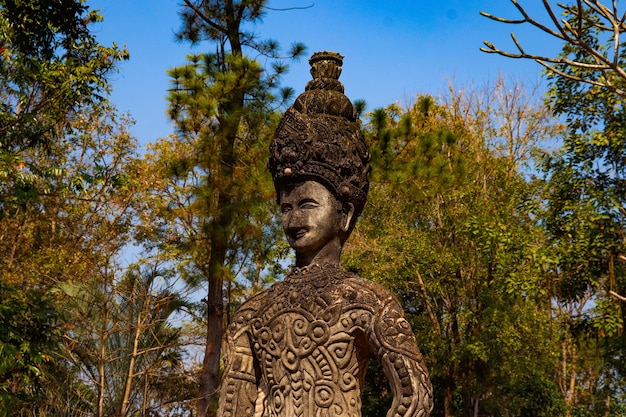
[294, 240, 343, 269]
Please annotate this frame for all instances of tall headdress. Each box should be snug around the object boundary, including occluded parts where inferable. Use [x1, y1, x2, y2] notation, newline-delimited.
[268, 51, 371, 218]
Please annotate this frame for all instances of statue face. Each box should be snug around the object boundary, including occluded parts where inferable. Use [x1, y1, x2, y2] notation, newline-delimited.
[279, 181, 345, 259]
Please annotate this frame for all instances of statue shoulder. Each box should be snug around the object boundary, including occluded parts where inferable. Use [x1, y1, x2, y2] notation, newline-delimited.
[334, 274, 400, 314]
[344, 272, 397, 295]
[227, 285, 275, 333]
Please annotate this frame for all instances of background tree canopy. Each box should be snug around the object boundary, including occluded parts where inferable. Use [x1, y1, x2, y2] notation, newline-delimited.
[2, 0, 626, 416]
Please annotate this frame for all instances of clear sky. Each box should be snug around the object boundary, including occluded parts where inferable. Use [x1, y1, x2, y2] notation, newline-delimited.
[89, 0, 561, 147]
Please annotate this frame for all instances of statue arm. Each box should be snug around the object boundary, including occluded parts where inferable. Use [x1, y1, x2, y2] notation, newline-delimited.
[217, 319, 261, 417]
[369, 298, 433, 417]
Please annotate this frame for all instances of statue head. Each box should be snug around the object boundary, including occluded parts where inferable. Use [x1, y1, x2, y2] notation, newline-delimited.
[268, 51, 371, 249]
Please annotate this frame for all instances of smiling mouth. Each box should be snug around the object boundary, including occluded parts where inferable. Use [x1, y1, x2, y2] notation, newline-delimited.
[288, 228, 307, 240]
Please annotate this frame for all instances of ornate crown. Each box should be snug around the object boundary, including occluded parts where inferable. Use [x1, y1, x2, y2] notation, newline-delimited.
[268, 51, 371, 217]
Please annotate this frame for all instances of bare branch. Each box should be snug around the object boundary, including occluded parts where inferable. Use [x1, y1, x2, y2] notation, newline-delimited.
[576, 0, 584, 37]
[586, 0, 615, 25]
[482, 2, 567, 40]
[543, 0, 570, 40]
[481, 0, 626, 97]
[609, 290, 626, 302]
[264, 3, 314, 11]
[536, 59, 626, 96]
[511, 32, 527, 55]
[480, 10, 527, 25]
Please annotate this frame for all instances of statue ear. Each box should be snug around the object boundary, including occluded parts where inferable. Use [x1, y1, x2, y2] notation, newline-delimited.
[341, 203, 355, 233]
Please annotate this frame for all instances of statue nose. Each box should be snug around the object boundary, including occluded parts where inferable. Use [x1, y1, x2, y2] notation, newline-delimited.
[283, 209, 293, 229]
[284, 208, 302, 230]
[283, 212, 292, 229]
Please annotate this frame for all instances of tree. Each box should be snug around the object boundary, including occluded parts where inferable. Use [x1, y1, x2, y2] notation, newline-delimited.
[0, 94, 201, 416]
[138, 107, 286, 416]
[480, 0, 626, 97]
[139, 2, 306, 415]
[0, 2, 208, 415]
[344, 80, 565, 417]
[0, 100, 141, 416]
[0, 0, 128, 180]
[0, 281, 58, 414]
[54, 261, 191, 417]
[482, 1, 626, 413]
[0, 2, 131, 412]
[537, 140, 626, 415]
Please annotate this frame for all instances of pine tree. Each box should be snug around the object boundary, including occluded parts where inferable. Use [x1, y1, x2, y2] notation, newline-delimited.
[142, 2, 305, 415]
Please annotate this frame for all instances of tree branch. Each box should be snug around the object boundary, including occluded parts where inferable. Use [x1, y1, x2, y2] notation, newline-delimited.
[535, 59, 626, 96]
[182, 0, 227, 35]
[481, 0, 626, 97]
[264, 3, 315, 11]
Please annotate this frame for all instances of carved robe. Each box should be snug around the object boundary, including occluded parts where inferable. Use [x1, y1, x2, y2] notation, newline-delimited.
[218, 266, 433, 417]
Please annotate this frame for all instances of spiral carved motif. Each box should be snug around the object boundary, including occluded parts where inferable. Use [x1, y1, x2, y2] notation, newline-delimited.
[218, 267, 433, 417]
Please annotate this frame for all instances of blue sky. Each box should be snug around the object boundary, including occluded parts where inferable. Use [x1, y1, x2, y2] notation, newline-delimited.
[89, 0, 561, 147]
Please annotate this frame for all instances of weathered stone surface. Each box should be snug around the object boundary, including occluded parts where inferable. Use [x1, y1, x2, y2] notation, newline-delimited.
[268, 51, 370, 220]
[217, 52, 433, 417]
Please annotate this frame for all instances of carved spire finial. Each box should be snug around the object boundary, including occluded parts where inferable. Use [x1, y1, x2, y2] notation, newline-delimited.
[308, 51, 343, 84]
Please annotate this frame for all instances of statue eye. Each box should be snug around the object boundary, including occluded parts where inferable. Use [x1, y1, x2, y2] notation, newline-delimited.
[280, 204, 292, 214]
[299, 199, 319, 210]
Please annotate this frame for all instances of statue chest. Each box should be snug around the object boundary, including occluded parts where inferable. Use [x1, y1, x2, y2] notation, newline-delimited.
[246, 274, 377, 417]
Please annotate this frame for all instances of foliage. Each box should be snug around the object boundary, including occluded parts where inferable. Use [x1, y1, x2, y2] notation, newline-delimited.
[346, 81, 564, 417]
[146, 2, 306, 415]
[53, 262, 192, 417]
[0, 2, 129, 407]
[0, 0, 128, 176]
[0, 98, 200, 416]
[0, 103, 137, 287]
[0, 3, 184, 415]
[361, 359, 393, 417]
[10, 1, 626, 414]
[482, 2, 626, 413]
[0, 281, 57, 413]
[481, 0, 626, 97]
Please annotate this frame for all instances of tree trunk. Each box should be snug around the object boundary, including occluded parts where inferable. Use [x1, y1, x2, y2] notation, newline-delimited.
[444, 383, 454, 417]
[197, 245, 226, 417]
[98, 280, 110, 417]
[197, 111, 239, 417]
[188, 2, 249, 414]
[98, 329, 107, 417]
[120, 312, 143, 416]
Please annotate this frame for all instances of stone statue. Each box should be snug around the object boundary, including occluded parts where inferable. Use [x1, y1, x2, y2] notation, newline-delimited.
[217, 51, 433, 417]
